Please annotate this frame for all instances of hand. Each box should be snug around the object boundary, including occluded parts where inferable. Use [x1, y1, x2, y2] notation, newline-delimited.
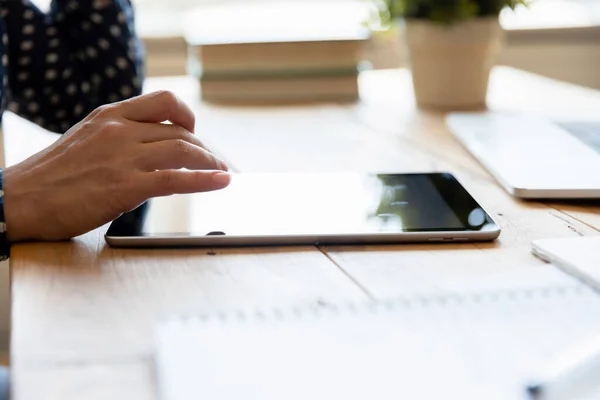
[2, 91, 231, 242]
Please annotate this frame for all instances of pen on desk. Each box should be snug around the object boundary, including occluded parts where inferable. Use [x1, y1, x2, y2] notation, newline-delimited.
[526, 334, 600, 400]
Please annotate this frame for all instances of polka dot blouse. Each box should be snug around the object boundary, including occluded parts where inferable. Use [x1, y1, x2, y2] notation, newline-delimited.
[0, 0, 145, 258]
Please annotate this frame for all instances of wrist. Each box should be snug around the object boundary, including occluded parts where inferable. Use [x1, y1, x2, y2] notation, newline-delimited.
[2, 167, 38, 243]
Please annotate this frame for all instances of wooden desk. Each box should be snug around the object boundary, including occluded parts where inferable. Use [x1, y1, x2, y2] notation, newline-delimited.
[5, 67, 600, 400]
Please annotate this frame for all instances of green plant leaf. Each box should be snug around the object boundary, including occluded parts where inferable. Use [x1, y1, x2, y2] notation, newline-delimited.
[377, 0, 529, 25]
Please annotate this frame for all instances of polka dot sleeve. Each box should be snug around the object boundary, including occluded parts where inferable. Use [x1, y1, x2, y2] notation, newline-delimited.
[1, 0, 144, 133]
[0, 169, 8, 259]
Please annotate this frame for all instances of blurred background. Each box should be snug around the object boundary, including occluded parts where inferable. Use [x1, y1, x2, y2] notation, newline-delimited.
[30, 0, 600, 90]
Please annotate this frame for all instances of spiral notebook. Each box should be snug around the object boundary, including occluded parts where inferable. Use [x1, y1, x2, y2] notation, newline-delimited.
[156, 278, 600, 400]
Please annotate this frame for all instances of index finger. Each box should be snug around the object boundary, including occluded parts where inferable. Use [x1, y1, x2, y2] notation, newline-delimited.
[141, 170, 232, 198]
[118, 91, 196, 133]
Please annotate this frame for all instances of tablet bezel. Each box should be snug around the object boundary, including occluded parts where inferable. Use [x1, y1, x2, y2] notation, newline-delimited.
[105, 172, 501, 247]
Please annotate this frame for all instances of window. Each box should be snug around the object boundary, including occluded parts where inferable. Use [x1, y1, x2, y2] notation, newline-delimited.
[501, 0, 600, 29]
[26, 0, 600, 87]
[29, 0, 600, 36]
[134, 0, 368, 38]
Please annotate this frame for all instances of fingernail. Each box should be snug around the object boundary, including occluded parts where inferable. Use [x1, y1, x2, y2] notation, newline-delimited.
[212, 171, 231, 184]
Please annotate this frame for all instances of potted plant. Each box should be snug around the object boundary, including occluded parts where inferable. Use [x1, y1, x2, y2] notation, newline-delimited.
[379, 0, 528, 109]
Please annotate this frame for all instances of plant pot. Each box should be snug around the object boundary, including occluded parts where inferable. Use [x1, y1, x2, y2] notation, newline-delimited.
[403, 17, 505, 110]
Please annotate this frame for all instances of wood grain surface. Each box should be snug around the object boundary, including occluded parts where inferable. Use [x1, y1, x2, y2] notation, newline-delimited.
[5, 67, 600, 400]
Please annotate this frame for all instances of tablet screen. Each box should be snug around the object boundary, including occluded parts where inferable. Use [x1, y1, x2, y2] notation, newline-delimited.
[107, 173, 498, 239]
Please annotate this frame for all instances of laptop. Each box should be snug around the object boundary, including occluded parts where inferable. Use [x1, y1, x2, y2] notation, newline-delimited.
[446, 112, 600, 199]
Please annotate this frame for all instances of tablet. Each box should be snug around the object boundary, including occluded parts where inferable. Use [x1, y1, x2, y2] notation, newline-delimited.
[105, 173, 501, 247]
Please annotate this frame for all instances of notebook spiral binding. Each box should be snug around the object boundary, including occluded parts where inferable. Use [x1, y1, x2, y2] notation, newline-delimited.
[161, 284, 588, 327]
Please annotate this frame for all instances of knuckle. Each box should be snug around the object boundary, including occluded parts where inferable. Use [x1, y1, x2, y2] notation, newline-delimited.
[174, 139, 190, 154]
[91, 104, 115, 118]
[155, 90, 178, 106]
[171, 126, 191, 141]
[157, 170, 174, 188]
[101, 121, 126, 137]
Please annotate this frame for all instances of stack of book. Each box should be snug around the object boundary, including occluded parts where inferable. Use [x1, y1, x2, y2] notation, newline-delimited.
[143, 36, 187, 77]
[184, 2, 371, 104]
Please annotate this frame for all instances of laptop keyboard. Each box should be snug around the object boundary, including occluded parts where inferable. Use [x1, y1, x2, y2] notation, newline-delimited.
[558, 122, 600, 155]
